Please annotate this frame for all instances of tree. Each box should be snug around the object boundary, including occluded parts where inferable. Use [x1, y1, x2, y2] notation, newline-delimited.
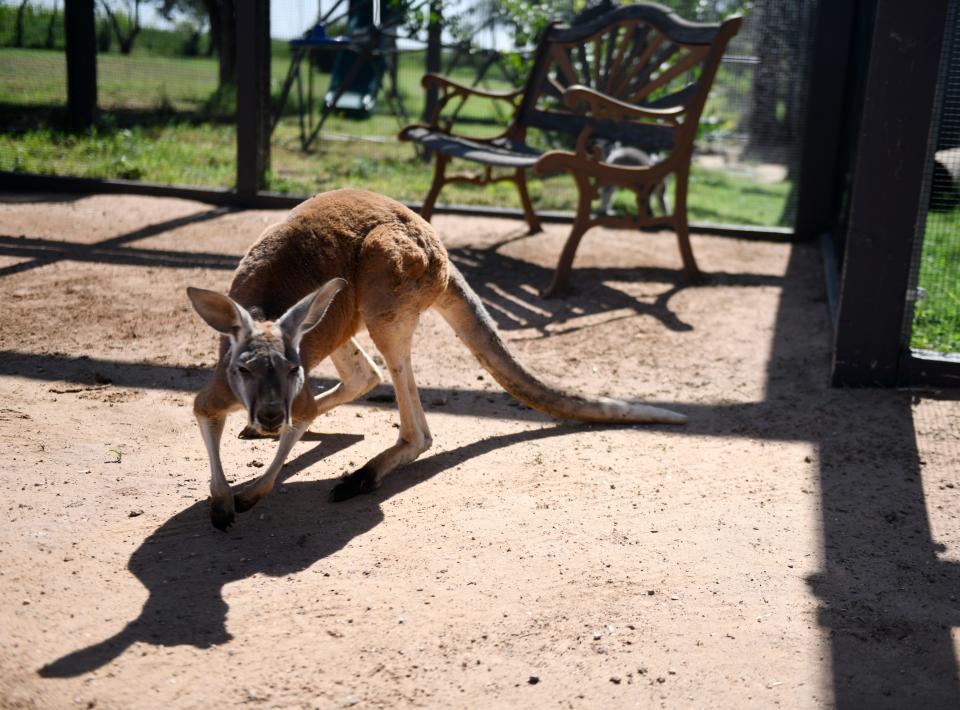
[45, 0, 59, 49]
[159, 0, 236, 87]
[99, 0, 142, 54]
[14, 0, 29, 48]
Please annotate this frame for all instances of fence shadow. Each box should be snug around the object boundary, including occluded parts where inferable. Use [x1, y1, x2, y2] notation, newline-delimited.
[0, 206, 233, 279]
[765, 245, 960, 707]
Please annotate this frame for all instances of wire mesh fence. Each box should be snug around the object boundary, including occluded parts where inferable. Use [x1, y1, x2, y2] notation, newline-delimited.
[911, 0, 960, 356]
[0, 0, 816, 230]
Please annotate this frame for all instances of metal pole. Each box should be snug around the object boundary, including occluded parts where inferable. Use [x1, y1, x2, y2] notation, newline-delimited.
[236, 0, 271, 195]
[64, 0, 97, 130]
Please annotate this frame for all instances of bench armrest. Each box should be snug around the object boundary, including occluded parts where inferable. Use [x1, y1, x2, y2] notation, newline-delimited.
[420, 73, 524, 130]
[561, 85, 684, 124]
[422, 73, 525, 102]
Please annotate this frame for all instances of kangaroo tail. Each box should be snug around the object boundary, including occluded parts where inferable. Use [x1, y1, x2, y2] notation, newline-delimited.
[432, 266, 686, 424]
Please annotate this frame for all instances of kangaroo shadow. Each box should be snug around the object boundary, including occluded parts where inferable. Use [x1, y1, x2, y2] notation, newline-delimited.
[38, 422, 595, 678]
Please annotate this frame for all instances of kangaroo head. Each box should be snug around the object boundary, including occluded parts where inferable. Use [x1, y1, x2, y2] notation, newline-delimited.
[187, 278, 347, 435]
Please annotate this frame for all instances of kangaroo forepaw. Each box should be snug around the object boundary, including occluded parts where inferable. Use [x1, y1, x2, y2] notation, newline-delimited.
[209, 497, 236, 531]
[329, 465, 379, 502]
[237, 425, 277, 440]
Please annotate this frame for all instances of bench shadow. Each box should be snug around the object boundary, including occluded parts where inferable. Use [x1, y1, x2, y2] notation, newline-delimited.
[448, 243, 783, 337]
[38, 423, 589, 679]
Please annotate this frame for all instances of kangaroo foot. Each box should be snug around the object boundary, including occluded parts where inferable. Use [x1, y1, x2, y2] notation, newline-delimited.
[329, 465, 378, 502]
[233, 485, 263, 514]
[209, 496, 236, 531]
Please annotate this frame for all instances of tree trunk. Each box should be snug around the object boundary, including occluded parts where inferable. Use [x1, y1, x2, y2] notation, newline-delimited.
[100, 0, 141, 56]
[218, 0, 236, 86]
[45, 0, 58, 49]
[422, 0, 442, 123]
[203, 0, 220, 58]
[14, 0, 29, 48]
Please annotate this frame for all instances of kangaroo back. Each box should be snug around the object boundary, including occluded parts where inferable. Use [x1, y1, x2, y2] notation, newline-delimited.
[432, 267, 686, 424]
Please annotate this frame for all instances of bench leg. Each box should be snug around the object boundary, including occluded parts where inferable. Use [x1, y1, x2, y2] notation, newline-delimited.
[673, 169, 702, 282]
[542, 176, 593, 298]
[514, 169, 542, 234]
[420, 154, 448, 222]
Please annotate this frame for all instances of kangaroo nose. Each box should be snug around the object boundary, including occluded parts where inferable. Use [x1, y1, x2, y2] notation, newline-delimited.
[257, 407, 284, 430]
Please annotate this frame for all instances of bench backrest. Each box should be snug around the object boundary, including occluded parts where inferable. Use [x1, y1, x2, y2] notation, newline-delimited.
[513, 3, 742, 151]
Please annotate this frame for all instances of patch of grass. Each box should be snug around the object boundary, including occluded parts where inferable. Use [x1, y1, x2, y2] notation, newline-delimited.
[911, 206, 960, 354]
[0, 48, 219, 113]
[0, 122, 235, 186]
[604, 166, 791, 227]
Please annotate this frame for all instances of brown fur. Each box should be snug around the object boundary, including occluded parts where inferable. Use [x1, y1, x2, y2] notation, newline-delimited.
[189, 189, 683, 530]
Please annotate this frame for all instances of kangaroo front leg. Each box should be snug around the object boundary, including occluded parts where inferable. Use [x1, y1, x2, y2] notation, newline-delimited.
[197, 413, 235, 530]
[329, 322, 432, 501]
[234, 387, 318, 513]
[195, 374, 242, 530]
[233, 420, 309, 513]
[314, 338, 383, 415]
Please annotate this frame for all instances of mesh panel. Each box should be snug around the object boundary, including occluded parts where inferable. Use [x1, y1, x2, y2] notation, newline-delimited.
[0, 0, 817, 229]
[269, 0, 818, 228]
[910, 0, 960, 355]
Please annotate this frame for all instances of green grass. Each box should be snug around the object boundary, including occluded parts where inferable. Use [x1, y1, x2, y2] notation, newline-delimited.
[0, 46, 792, 225]
[911, 206, 960, 354]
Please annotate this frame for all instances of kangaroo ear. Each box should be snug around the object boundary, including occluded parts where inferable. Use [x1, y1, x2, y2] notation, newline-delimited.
[278, 278, 348, 340]
[186, 287, 256, 337]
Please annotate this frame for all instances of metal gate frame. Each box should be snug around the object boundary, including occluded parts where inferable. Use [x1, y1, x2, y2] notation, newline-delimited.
[815, 0, 960, 388]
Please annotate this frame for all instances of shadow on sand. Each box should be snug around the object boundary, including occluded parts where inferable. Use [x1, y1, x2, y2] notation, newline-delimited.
[19, 204, 958, 705]
[39, 423, 588, 678]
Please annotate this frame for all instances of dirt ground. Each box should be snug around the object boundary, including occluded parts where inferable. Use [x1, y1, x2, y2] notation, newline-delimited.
[0, 192, 958, 709]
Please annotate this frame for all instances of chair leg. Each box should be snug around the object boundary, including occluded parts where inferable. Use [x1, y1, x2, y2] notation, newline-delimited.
[514, 169, 542, 234]
[542, 177, 593, 298]
[672, 169, 702, 282]
[420, 154, 448, 222]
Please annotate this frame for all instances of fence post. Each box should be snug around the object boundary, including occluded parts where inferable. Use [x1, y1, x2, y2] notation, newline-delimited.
[236, 0, 271, 196]
[831, 0, 951, 386]
[64, 0, 97, 130]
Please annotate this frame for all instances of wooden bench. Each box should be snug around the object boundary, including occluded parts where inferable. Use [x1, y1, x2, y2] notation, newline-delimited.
[399, 3, 741, 296]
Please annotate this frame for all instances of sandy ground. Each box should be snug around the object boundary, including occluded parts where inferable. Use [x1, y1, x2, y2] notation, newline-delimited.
[0, 192, 958, 709]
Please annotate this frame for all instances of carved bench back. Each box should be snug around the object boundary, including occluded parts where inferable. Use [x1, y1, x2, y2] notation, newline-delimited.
[513, 3, 741, 152]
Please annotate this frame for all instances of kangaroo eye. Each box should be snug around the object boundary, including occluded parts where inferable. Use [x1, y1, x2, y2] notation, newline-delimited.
[237, 365, 252, 376]
[288, 365, 300, 376]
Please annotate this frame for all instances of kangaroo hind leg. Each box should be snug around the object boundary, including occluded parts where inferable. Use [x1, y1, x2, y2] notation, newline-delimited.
[314, 337, 383, 415]
[329, 317, 432, 501]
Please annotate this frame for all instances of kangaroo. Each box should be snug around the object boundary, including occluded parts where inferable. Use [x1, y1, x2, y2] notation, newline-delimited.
[188, 189, 685, 530]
